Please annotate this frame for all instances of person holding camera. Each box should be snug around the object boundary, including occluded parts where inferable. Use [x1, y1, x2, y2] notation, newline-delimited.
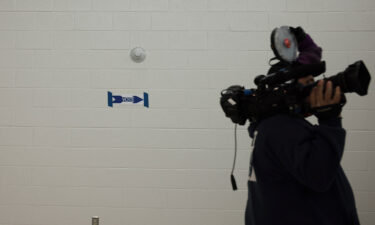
[245, 27, 360, 225]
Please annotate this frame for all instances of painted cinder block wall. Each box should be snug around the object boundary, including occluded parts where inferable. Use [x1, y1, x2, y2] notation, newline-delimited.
[0, 0, 374, 224]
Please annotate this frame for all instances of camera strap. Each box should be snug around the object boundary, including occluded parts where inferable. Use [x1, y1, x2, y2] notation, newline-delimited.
[231, 126, 258, 190]
[249, 130, 258, 182]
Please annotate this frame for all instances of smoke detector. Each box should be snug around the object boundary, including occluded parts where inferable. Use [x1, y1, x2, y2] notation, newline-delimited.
[130, 47, 146, 63]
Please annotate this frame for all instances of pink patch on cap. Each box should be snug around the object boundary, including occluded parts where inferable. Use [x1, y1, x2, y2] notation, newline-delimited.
[283, 38, 291, 48]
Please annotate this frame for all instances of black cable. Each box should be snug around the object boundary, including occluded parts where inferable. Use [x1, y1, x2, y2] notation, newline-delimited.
[230, 124, 238, 191]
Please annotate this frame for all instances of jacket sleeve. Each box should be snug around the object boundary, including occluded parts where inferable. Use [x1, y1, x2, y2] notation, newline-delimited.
[263, 115, 346, 192]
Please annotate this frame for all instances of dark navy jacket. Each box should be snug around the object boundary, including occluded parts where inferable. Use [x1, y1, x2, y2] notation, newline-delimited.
[245, 114, 360, 225]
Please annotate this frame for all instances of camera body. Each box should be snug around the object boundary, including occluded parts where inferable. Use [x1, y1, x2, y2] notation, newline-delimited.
[220, 75, 306, 125]
[221, 85, 301, 125]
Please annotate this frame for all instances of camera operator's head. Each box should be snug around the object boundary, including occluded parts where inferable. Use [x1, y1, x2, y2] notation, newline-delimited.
[267, 61, 316, 117]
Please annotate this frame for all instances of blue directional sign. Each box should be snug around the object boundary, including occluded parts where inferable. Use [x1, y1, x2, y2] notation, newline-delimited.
[108, 92, 149, 108]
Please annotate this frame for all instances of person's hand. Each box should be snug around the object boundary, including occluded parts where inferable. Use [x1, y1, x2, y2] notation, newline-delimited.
[310, 80, 341, 107]
[309, 80, 344, 120]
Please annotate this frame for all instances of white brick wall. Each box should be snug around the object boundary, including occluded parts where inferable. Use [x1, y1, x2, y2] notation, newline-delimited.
[0, 0, 374, 225]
